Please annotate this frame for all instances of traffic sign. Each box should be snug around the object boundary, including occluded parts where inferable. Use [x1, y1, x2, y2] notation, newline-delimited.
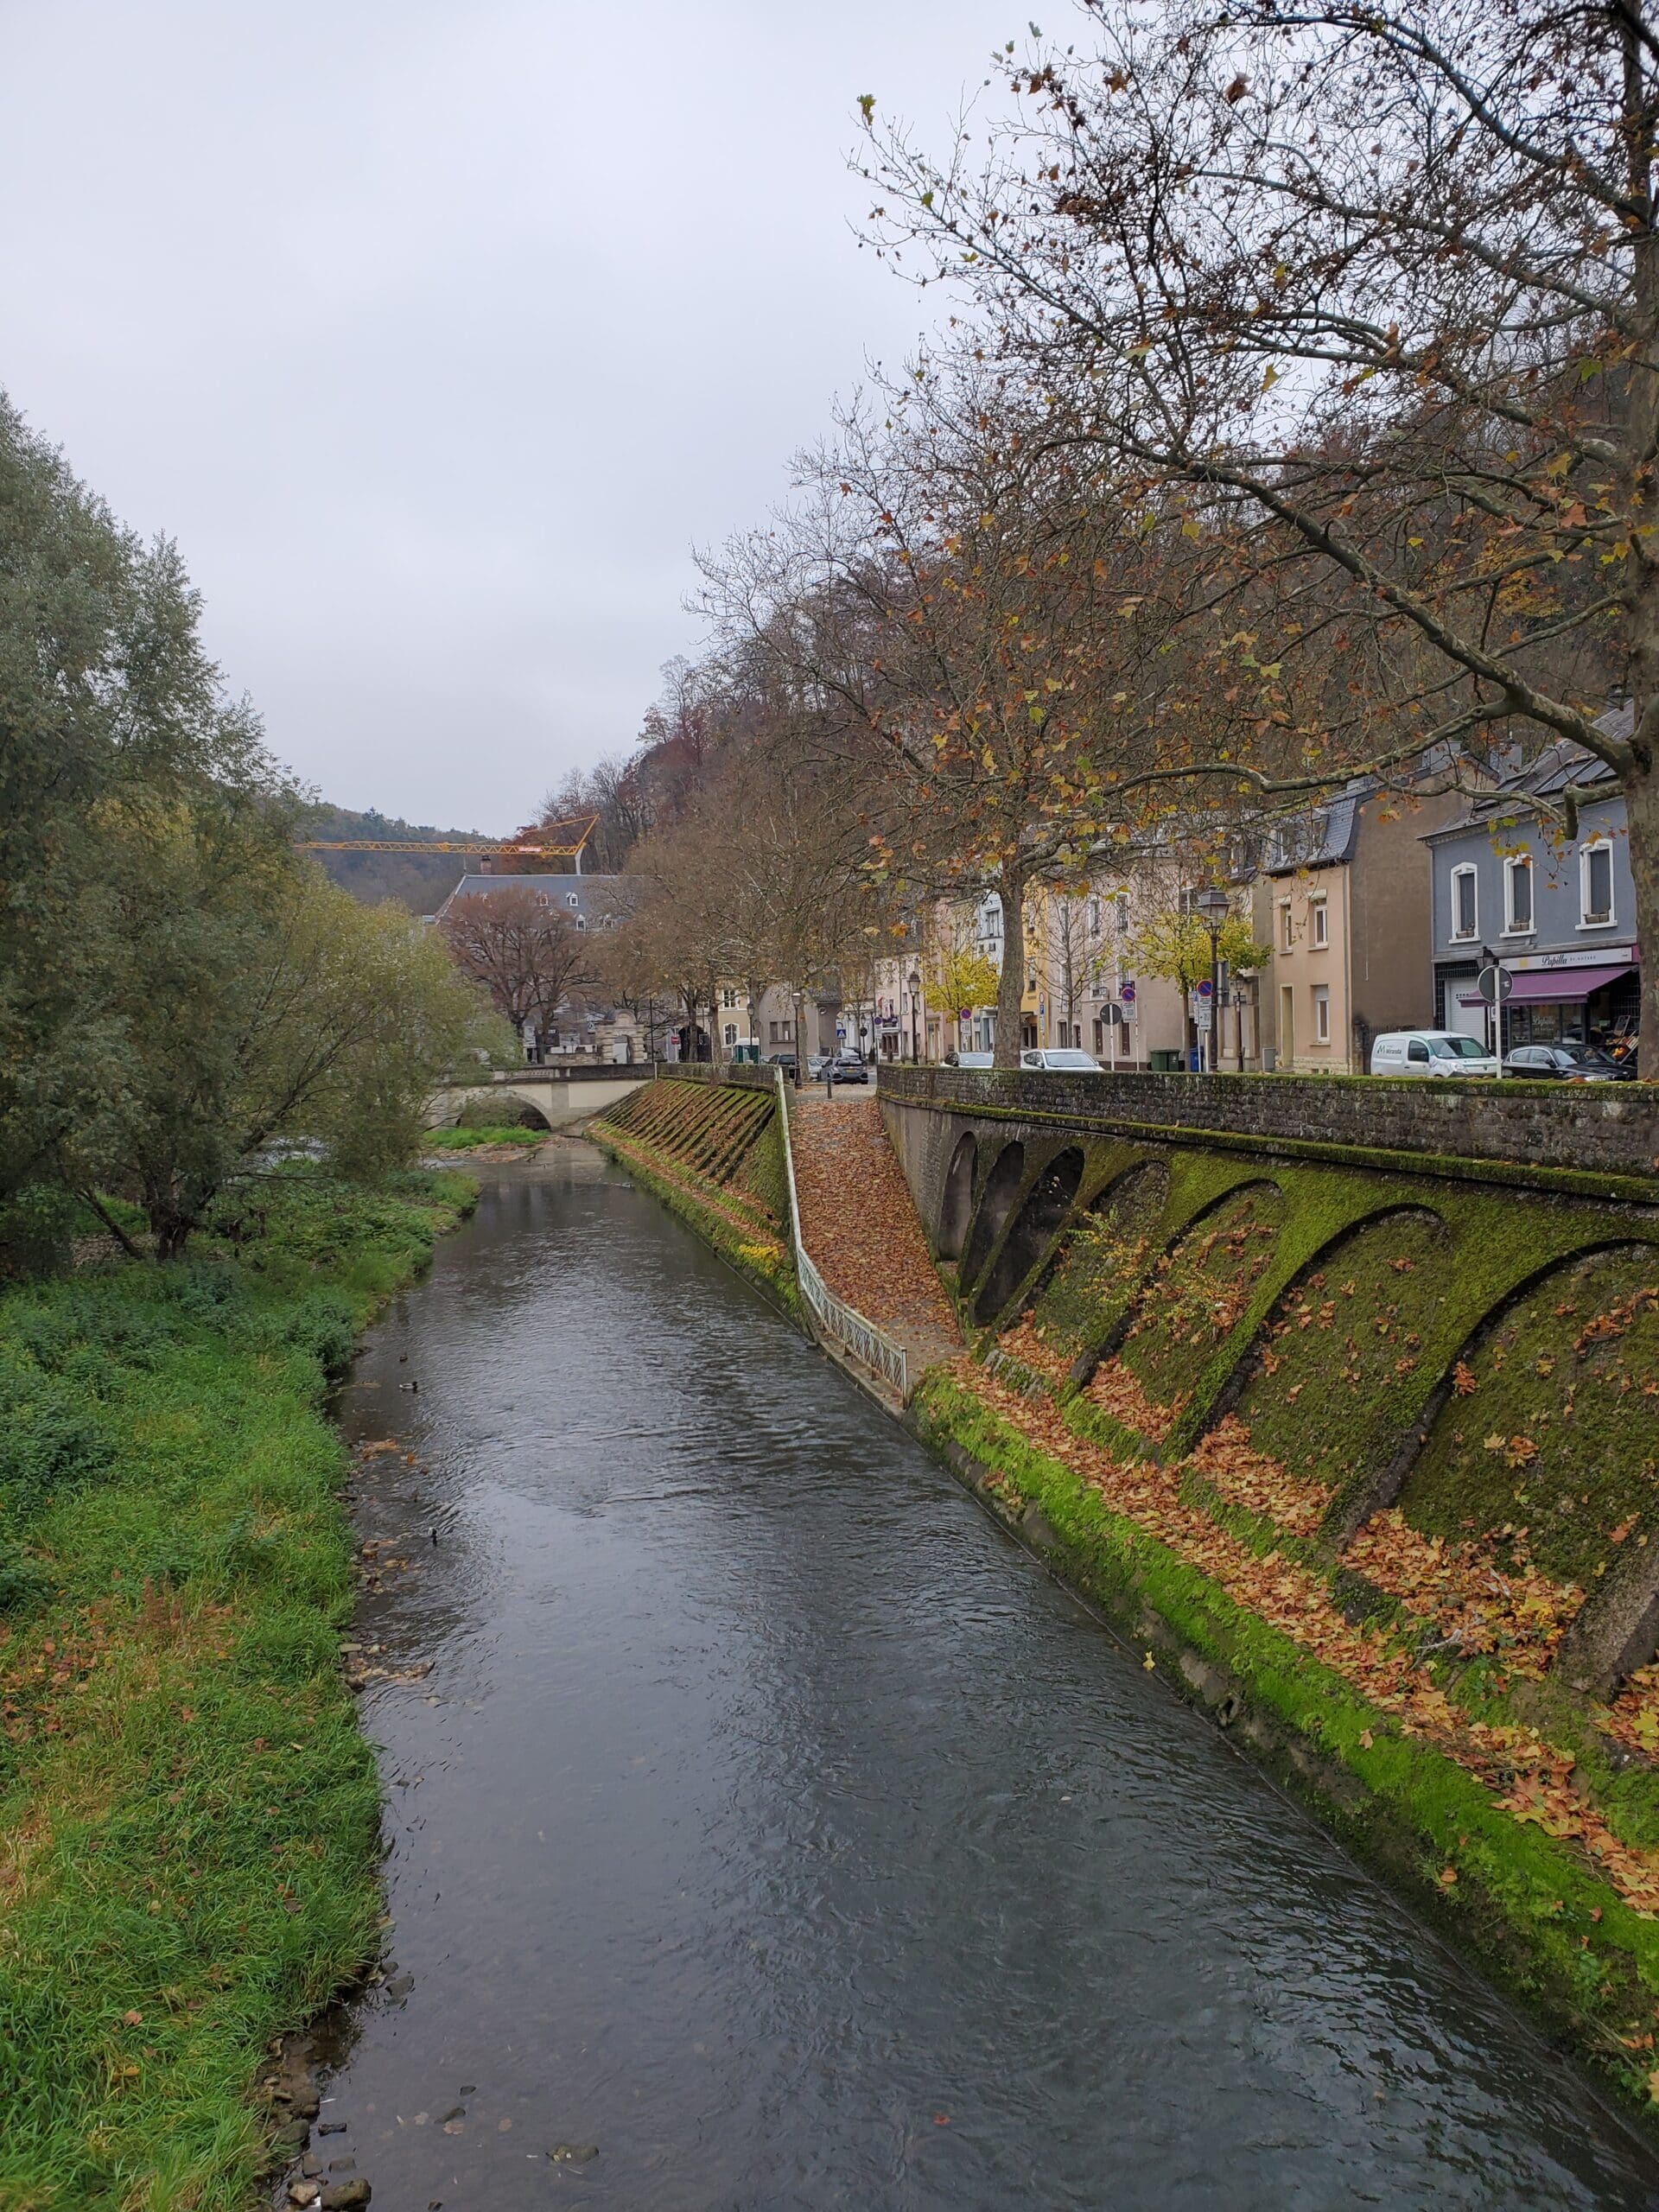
[1477, 965, 1514, 1004]
[1195, 978, 1213, 997]
[1121, 982, 1136, 1003]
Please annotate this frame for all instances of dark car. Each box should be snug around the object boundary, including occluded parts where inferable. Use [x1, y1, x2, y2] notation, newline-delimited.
[1502, 1042, 1634, 1083]
[765, 1051, 798, 1072]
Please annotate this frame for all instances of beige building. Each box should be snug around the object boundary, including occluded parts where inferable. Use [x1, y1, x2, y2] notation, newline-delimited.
[1260, 780, 1466, 1073]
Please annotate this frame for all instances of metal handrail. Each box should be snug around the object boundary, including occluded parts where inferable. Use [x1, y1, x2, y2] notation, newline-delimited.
[774, 1070, 910, 1401]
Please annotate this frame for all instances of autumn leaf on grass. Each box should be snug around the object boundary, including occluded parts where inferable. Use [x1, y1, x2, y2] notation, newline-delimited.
[1452, 1362, 1478, 1397]
[1438, 1866, 1459, 1887]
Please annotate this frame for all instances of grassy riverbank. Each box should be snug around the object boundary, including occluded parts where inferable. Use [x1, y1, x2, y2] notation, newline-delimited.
[0, 1168, 474, 2212]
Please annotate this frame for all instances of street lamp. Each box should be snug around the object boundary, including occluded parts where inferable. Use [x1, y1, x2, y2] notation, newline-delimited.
[1195, 887, 1231, 1074]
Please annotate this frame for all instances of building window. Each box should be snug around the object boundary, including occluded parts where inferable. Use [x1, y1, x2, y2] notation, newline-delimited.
[567, 893, 579, 908]
[1313, 985, 1331, 1045]
[1115, 893, 1130, 934]
[1310, 897, 1329, 949]
[1581, 841, 1615, 926]
[1450, 864, 1478, 942]
[767, 1019, 794, 1043]
[1503, 855, 1534, 935]
[1279, 901, 1294, 952]
[721, 987, 737, 1009]
[723, 1022, 737, 1046]
[1088, 894, 1102, 935]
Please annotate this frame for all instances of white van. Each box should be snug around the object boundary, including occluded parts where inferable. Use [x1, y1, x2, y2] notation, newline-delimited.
[1370, 1030, 1500, 1078]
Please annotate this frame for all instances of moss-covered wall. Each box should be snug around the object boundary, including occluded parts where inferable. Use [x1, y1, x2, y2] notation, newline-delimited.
[589, 1077, 800, 1319]
[884, 1087, 1659, 2110]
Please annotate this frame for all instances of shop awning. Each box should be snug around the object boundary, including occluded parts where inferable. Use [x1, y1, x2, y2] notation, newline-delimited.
[1505, 963, 1633, 1004]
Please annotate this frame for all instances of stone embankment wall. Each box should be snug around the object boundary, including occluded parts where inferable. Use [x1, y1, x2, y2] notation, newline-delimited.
[881, 1064, 1659, 2110]
[588, 1073, 798, 1317]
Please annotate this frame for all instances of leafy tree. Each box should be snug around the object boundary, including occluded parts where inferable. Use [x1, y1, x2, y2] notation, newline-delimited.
[1128, 910, 1272, 995]
[0, 396, 281, 1213]
[930, 942, 1001, 1021]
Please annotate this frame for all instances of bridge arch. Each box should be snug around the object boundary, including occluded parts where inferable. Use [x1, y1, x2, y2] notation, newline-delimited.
[938, 1132, 978, 1260]
[959, 1140, 1026, 1289]
[976, 1147, 1086, 1325]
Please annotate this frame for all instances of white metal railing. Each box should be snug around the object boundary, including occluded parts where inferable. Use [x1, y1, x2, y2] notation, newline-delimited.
[775, 1069, 910, 1401]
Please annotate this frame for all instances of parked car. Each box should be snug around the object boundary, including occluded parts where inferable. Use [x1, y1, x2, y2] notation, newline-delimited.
[820, 1052, 870, 1084]
[944, 1051, 995, 1068]
[764, 1052, 798, 1071]
[1020, 1047, 1105, 1073]
[1370, 1031, 1500, 1077]
[1502, 1041, 1635, 1083]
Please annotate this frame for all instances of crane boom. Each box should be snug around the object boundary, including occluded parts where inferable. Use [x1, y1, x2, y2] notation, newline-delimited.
[297, 812, 600, 862]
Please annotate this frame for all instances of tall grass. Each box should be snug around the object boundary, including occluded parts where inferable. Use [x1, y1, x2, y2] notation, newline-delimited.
[0, 1169, 474, 2211]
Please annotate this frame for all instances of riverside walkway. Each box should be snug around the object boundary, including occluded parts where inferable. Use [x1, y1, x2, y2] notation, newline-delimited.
[788, 1093, 962, 1377]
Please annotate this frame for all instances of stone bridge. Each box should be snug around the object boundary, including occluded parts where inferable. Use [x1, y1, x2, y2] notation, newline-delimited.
[429, 1063, 651, 1131]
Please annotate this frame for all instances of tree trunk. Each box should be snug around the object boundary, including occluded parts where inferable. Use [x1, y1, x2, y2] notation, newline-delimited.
[994, 861, 1027, 1070]
[1623, 756, 1659, 1060]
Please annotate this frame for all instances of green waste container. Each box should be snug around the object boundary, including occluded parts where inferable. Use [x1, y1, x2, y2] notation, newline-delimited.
[1149, 1049, 1183, 1073]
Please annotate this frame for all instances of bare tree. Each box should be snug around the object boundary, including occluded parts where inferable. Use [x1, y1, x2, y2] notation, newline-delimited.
[863, 0, 1659, 1043]
[440, 888, 590, 1052]
[701, 365, 1223, 1064]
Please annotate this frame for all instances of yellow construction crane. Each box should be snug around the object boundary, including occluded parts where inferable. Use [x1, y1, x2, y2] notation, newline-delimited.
[298, 812, 600, 869]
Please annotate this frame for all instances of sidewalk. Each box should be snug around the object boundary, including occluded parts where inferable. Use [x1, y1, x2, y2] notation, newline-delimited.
[789, 1094, 963, 1374]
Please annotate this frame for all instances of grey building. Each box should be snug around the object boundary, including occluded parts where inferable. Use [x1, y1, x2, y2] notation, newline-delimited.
[1422, 709, 1640, 1052]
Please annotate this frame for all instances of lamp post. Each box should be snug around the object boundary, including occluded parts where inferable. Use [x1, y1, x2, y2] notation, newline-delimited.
[1195, 887, 1230, 1074]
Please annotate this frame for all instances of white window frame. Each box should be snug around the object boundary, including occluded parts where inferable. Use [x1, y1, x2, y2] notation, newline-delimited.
[1580, 839, 1616, 929]
[1310, 897, 1329, 949]
[1279, 899, 1294, 953]
[722, 1022, 737, 1046]
[1312, 984, 1331, 1045]
[1502, 854, 1534, 937]
[1449, 863, 1478, 943]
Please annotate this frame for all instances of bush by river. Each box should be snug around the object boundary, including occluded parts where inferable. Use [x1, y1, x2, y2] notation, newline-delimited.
[0, 1167, 474, 2210]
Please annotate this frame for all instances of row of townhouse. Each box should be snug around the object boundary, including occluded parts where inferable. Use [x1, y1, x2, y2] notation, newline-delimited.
[846, 712, 1640, 1074]
[438, 708, 1640, 1074]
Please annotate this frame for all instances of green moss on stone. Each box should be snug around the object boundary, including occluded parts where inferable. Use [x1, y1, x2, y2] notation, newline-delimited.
[1399, 1245, 1659, 1585]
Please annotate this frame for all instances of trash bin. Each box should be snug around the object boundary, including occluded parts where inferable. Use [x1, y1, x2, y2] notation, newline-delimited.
[1149, 1049, 1182, 1073]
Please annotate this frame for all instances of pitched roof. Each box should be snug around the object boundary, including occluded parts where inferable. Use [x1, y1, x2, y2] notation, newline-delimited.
[431, 873, 632, 925]
[1262, 783, 1369, 874]
[1421, 704, 1629, 842]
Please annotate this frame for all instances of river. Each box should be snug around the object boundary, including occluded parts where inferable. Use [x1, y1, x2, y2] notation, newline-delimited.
[314, 1147, 1659, 2210]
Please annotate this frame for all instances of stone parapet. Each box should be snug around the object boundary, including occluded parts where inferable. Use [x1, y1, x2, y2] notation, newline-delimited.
[878, 1064, 1659, 1186]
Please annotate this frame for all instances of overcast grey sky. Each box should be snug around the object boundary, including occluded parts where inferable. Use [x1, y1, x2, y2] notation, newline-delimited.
[0, 0, 1016, 829]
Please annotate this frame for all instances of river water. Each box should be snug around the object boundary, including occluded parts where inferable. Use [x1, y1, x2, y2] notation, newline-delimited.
[317, 1148, 1659, 2210]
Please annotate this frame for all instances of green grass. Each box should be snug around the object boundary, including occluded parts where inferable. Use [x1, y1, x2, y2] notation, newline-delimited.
[0, 1167, 474, 2212]
[423, 1122, 545, 1150]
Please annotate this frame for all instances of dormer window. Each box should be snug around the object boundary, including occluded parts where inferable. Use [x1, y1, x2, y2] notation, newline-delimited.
[567, 892, 580, 909]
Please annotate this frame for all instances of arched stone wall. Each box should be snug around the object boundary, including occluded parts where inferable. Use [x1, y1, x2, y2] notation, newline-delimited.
[976, 1147, 1086, 1325]
[959, 1141, 1027, 1289]
[938, 1133, 978, 1261]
